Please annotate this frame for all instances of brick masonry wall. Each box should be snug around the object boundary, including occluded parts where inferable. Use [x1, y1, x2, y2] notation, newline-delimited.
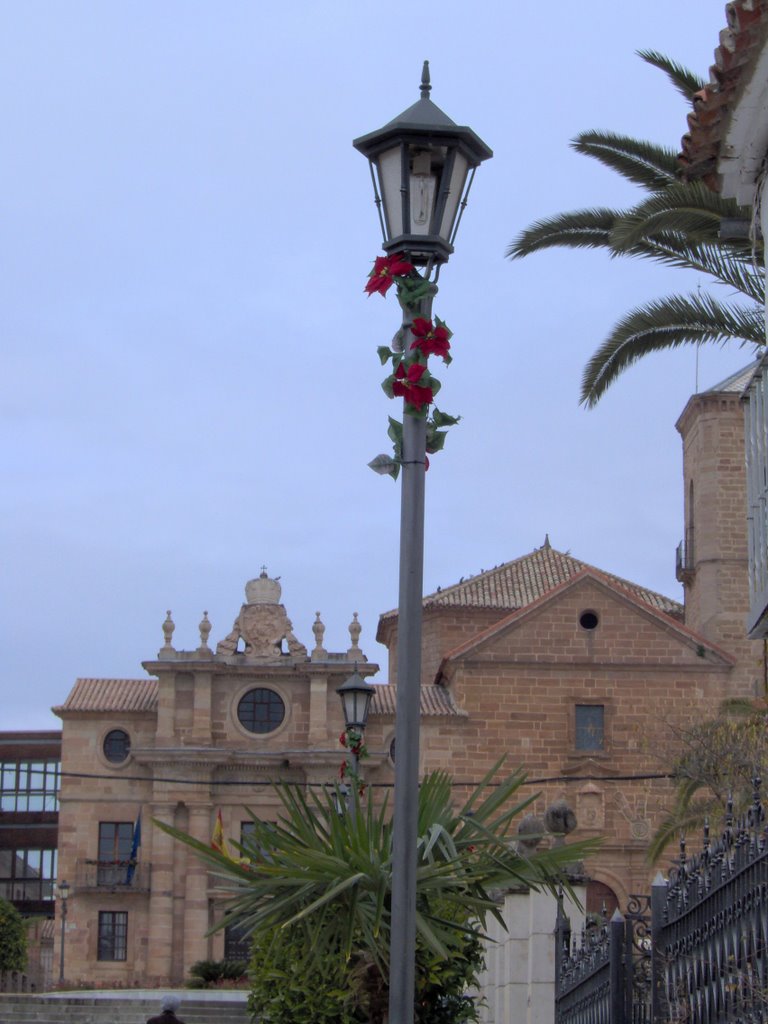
[678, 391, 765, 698]
[375, 575, 738, 903]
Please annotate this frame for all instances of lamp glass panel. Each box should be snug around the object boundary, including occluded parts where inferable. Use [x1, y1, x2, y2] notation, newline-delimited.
[408, 148, 438, 237]
[437, 150, 469, 242]
[376, 146, 403, 240]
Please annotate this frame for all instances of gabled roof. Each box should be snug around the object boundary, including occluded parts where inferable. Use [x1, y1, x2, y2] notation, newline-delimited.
[680, 0, 768, 189]
[378, 542, 682, 636]
[53, 678, 158, 715]
[438, 567, 733, 670]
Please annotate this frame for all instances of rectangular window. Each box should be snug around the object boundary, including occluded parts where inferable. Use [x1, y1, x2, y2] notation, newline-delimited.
[97, 823, 133, 885]
[224, 920, 251, 962]
[575, 705, 605, 751]
[98, 911, 128, 961]
[0, 847, 57, 902]
[0, 760, 60, 812]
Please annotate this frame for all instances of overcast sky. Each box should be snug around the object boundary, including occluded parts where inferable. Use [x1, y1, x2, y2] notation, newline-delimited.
[2, 1, 753, 730]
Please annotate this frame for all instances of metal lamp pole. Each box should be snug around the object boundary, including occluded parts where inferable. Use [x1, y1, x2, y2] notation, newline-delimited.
[354, 63, 491, 1024]
[57, 879, 70, 984]
[388, 287, 432, 1024]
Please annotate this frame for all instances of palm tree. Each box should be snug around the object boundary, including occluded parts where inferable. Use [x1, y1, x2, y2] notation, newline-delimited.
[648, 699, 768, 863]
[507, 50, 765, 407]
[158, 764, 597, 1024]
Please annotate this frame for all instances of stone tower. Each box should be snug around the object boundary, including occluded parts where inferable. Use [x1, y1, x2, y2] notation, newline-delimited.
[675, 364, 764, 697]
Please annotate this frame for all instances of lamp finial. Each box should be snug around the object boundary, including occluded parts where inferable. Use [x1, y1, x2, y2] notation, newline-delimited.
[420, 60, 431, 100]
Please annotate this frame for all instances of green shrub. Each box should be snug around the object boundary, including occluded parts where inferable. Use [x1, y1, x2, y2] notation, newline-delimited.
[187, 958, 247, 988]
[249, 922, 362, 1024]
[0, 897, 27, 973]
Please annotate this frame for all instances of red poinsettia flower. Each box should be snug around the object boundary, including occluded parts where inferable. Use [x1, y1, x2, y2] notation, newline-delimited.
[365, 253, 415, 297]
[390, 362, 434, 411]
[410, 317, 451, 361]
[339, 731, 347, 748]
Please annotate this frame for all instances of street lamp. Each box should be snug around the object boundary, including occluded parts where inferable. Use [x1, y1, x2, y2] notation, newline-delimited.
[56, 879, 70, 984]
[336, 667, 375, 812]
[354, 61, 491, 1024]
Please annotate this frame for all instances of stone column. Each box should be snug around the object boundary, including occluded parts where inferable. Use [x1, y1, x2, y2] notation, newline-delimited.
[183, 804, 213, 969]
[146, 802, 177, 985]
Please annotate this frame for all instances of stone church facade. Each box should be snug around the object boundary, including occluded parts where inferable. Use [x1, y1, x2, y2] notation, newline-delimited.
[52, 369, 765, 986]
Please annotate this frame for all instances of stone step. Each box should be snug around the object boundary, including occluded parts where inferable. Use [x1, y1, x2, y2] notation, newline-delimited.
[0, 994, 250, 1024]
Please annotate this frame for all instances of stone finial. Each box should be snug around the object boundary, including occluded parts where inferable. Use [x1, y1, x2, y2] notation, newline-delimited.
[544, 799, 577, 848]
[161, 610, 176, 651]
[516, 814, 546, 853]
[198, 611, 212, 652]
[347, 612, 362, 658]
[311, 612, 327, 661]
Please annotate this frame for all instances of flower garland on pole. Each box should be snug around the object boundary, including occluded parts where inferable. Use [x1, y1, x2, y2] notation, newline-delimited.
[339, 727, 369, 796]
[365, 254, 460, 479]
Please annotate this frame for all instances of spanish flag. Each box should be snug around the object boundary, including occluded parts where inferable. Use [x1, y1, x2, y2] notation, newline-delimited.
[211, 809, 226, 854]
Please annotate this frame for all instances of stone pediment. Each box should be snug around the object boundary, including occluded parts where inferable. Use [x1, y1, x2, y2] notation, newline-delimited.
[438, 569, 735, 671]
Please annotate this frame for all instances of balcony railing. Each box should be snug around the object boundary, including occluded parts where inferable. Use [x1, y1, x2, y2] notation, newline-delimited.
[675, 528, 695, 583]
[76, 859, 151, 893]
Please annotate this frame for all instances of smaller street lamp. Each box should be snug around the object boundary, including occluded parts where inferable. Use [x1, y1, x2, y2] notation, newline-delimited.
[56, 879, 70, 984]
[336, 668, 376, 813]
[337, 667, 375, 734]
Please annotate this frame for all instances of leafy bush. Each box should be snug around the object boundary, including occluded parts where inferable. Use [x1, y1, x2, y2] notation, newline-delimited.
[0, 897, 27, 973]
[187, 958, 247, 988]
[249, 920, 362, 1024]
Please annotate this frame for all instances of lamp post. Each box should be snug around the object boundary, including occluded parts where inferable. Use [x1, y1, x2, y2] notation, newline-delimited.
[336, 667, 376, 814]
[56, 879, 70, 984]
[354, 62, 491, 1024]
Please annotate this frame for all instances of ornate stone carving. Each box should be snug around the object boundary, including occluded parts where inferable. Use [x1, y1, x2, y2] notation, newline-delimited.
[245, 568, 281, 605]
[215, 571, 307, 661]
[577, 783, 605, 830]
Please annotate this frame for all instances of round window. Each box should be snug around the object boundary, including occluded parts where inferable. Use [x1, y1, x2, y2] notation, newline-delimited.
[237, 688, 286, 734]
[579, 610, 599, 630]
[103, 729, 131, 763]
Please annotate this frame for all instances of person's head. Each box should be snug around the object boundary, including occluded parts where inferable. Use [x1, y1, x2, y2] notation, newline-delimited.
[161, 995, 181, 1013]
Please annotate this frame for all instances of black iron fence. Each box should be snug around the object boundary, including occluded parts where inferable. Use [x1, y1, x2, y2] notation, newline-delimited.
[556, 787, 768, 1024]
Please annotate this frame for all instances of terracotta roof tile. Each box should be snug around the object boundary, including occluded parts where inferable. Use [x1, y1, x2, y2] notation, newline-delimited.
[380, 543, 682, 623]
[680, 0, 768, 187]
[54, 678, 158, 714]
[370, 683, 461, 717]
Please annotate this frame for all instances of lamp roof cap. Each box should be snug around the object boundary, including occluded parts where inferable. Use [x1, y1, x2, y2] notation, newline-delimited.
[352, 60, 492, 163]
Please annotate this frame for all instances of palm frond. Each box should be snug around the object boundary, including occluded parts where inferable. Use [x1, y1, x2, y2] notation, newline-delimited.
[506, 208, 621, 259]
[637, 49, 706, 102]
[617, 236, 764, 301]
[610, 181, 756, 251]
[571, 130, 679, 190]
[581, 292, 765, 407]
